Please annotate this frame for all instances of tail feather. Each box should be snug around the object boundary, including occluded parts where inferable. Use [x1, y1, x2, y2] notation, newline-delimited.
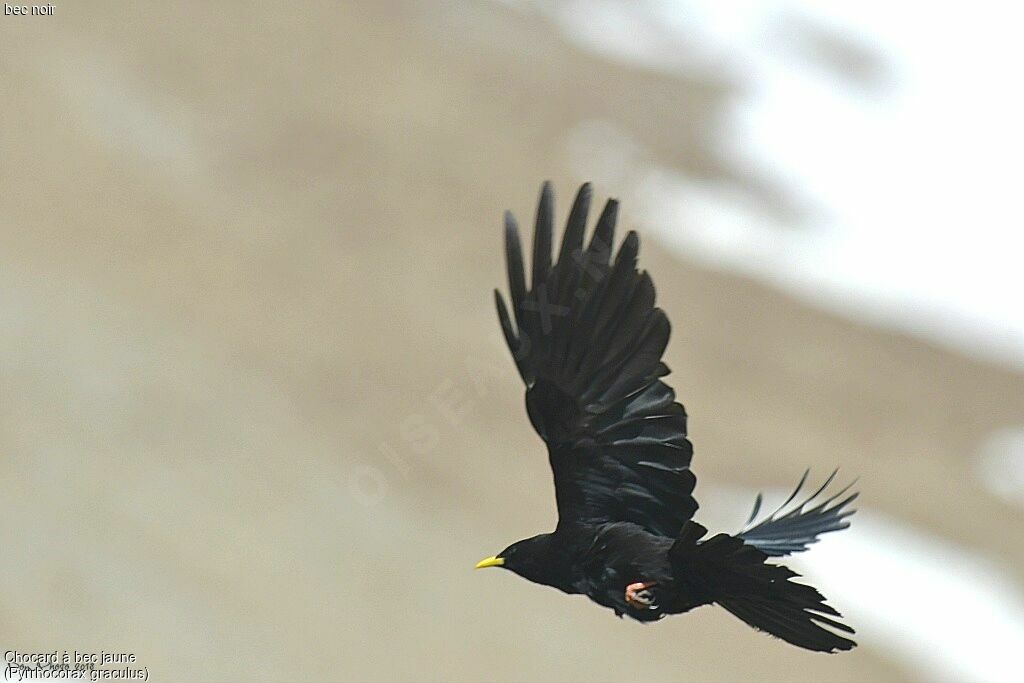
[719, 595, 856, 653]
[672, 522, 857, 653]
[739, 469, 858, 557]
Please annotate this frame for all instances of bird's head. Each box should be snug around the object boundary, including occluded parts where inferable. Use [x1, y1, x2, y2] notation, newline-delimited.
[475, 534, 561, 587]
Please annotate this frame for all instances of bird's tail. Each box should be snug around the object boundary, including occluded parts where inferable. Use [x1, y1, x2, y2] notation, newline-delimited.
[670, 522, 856, 653]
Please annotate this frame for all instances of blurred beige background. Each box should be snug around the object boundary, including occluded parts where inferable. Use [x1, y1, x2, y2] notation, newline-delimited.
[2, 2, 1023, 681]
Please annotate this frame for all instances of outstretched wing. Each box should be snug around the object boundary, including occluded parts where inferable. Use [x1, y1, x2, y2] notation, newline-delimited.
[738, 469, 858, 557]
[495, 182, 697, 537]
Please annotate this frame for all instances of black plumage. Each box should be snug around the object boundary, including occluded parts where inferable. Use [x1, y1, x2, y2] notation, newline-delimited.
[478, 182, 858, 653]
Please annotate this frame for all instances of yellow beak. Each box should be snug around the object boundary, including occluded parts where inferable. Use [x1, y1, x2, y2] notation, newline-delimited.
[475, 556, 505, 569]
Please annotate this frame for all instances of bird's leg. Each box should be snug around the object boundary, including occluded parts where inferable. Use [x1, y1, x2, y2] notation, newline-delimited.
[625, 581, 658, 609]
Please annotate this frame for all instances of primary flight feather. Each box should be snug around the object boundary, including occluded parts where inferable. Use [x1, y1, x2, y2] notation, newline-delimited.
[478, 182, 858, 653]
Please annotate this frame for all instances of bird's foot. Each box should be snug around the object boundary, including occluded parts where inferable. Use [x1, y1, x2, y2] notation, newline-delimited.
[625, 581, 658, 610]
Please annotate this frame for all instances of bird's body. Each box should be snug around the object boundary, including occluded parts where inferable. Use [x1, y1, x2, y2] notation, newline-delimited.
[492, 523, 676, 614]
[478, 182, 858, 653]
[575, 522, 680, 620]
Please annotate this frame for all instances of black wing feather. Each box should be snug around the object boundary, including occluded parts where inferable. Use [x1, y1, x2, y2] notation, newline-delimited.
[497, 182, 697, 537]
[739, 470, 858, 557]
[504, 211, 527, 331]
[531, 182, 554, 290]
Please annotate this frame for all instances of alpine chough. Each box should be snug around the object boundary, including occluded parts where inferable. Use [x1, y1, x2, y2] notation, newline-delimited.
[477, 182, 859, 653]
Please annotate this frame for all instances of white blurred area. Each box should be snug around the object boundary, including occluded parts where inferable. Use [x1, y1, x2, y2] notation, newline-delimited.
[506, 2, 1024, 681]
[506, 0, 1024, 368]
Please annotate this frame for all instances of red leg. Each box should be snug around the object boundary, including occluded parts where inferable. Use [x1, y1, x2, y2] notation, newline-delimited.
[625, 581, 658, 609]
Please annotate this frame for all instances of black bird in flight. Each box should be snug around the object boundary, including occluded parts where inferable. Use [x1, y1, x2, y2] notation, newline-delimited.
[476, 182, 858, 653]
